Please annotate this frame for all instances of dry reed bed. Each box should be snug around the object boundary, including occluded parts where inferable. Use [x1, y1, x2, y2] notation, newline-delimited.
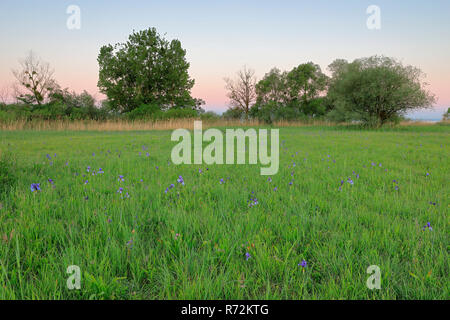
[0, 119, 334, 131]
[0, 119, 446, 131]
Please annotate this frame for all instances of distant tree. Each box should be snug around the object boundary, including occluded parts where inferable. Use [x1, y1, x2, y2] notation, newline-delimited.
[48, 88, 99, 119]
[222, 107, 245, 120]
[255, 68, 288, 106]
[285, 62, 328, 114]
[252, 63, 328, 121]
[97, 28, 198, 113]
[443, 108, 450, 121]
[327, 56, 436, 126]
[224, 66, 257, 120]
[12, 51, 58, 105]
[0, 86, 10, 105]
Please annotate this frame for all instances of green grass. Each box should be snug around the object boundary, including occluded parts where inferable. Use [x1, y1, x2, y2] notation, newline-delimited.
[0, 125, 448, 299]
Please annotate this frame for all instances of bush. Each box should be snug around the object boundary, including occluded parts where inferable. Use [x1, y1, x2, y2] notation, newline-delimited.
[127, 104, 200, 120]
[200, 111, 220, 121]
[127, 104, 161, 120]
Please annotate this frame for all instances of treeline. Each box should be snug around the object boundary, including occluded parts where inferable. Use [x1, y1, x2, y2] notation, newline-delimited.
[224, 57, 436, 127]
[0, 27, 437, 127]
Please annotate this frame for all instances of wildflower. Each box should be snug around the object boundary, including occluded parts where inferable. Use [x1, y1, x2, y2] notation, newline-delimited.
[46, 154, 51, 160]
[30, 183, 41, 192]
[117, 187, 124, 194]
[177, 176, 185, 185]
[87, 166, 91, 172]
[298, 260, 307, 268]
[48, 178, 54, 185]
[245, 252, 251, 260]
[84, 180, 88, 184]
[267, 177, 272, 182]
[118, 175, 125, 182]
[198, 169, 202, 174]
[426, 172, 430, 177]
[423, 222, 433, 231]
[394, 185, 399, 191]
[219, 178, 224, 184]
[98, 168, 104, 174]
[146, 152, 149, 157]
[126, 239, 133, 248]
[347, 178, 354, 185]
[273, 187, 277, 191]
[289, 181, 293, 186]
[248, 197, 258, 207]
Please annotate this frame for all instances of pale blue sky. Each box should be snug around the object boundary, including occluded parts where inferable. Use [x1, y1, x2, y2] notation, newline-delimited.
[0, 0, 449, 119]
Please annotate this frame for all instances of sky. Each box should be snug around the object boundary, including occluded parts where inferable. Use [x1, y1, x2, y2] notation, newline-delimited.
[0, 0, 449, 119]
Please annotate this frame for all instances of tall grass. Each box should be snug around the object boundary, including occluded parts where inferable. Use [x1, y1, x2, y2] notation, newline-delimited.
[0, 126, 448, 299]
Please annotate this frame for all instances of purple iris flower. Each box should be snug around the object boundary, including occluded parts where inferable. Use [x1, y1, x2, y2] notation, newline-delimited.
[245, 252, 251, 260]
[423, 222, 433, 231]
[30, 183, 41, 192]
[299, 260, 307, 268]
[177, 176, 185, 185]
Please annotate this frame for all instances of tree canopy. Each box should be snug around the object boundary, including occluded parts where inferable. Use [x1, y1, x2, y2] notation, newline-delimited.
[327, 56, 436, 126]
[97, 28, 201, 113]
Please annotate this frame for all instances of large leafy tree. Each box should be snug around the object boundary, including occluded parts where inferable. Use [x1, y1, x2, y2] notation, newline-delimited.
[327, 56, 436, 126]
[97, 28, 199, 113]
[255, 68, 288, 106]
[285, 62, 328, 113]
[253, 63, 329, 121]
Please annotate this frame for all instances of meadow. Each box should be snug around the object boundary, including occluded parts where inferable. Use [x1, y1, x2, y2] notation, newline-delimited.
[0, 124, 448, 299]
